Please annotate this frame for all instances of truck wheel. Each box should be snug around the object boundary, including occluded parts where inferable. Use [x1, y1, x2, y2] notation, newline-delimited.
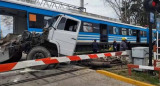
[9, 52, 22, 62]
[27, 46, 51, 70]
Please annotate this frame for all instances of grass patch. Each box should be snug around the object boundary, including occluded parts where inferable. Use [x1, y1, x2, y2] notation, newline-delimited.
[103, 66, 160, 85]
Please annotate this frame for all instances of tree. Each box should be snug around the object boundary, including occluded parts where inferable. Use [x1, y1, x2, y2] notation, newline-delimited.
[104, 0, 149, 26]
[104, 0, 131, 23]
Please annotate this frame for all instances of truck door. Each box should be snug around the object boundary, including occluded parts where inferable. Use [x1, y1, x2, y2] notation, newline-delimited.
[51, 16, 81, 56]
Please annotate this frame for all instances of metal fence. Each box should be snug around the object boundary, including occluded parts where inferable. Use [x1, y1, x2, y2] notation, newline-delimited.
[15, 0, 121, 22]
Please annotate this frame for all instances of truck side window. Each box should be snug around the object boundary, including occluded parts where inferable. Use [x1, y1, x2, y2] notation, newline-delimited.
[64, 19, 78, 32]
[57, 17, 67, 30]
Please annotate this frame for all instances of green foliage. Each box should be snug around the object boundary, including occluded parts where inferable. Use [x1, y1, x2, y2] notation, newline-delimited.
[105, 67, 159, 85]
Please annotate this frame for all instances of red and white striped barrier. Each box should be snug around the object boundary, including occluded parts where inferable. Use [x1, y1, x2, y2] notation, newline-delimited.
[153, 60, 160, 67]
[127, 64, 160, 79]
[0, 51, 128, 73]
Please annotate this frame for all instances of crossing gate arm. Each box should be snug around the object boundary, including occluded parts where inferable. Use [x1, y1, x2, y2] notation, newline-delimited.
[127, 64, 160, 80]
[0, 51, 128, 73]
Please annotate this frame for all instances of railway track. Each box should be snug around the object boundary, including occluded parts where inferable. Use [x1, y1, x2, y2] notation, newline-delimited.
[0, 64, 134, 86]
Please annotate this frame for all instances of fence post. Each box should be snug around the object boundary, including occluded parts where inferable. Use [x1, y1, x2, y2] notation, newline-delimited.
[154, 60, 156, 67]
[127, 64, 132, 76]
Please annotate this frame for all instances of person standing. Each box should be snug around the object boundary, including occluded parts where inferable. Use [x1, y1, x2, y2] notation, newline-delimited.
[120, 37, 128, 51]
[92, 39, 99, 53]
[127, 41, 131, 50]
[113, 39, 117, 52]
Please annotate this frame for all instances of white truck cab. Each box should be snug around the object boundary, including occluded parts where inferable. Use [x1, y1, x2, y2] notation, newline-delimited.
[48, 15, 81, 56]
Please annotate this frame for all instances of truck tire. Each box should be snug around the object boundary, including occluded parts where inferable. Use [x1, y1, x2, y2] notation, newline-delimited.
[27, 46, 51, 70]
[9, 52, 22, 62]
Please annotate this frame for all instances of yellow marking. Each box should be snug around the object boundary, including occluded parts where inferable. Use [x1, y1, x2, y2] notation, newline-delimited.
[96, 70, 154, 86]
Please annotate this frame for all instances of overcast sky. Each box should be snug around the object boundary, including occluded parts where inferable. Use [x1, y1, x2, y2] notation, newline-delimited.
[58, 0, 118, 19]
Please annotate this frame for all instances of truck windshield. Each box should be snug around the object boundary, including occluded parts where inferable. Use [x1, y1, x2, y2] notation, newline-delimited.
[51, 16, 59, 27]
[44, 16, 59, 28]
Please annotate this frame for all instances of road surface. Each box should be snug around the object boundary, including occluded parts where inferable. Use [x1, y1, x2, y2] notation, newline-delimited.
[0, 64, 134, 86]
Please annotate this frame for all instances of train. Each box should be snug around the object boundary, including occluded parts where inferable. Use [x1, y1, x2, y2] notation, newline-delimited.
[0, 0, 159, 53]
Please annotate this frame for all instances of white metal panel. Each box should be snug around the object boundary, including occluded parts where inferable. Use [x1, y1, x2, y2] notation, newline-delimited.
[51, 16, 81, 56]
[139, 65, 154, 70]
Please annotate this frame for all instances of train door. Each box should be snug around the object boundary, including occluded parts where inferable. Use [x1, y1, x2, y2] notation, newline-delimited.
[0, 7, 27, 35]
[100, 24, 108, 42]
[137, 30, 140, 43]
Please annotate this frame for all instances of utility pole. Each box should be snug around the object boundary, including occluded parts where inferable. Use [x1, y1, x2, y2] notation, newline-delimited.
[143, 0, 160, 67]
[125, 0, 127, 22]
[80, 0, 84, 12]
[149, 12, 154, 66]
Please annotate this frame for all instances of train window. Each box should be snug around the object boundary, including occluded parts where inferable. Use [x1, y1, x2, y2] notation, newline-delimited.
[152, 32, 155, 38]
[92, 23, 100, 33]
[80, 22, 99, 33]
[83, 22, 93, 32]
[144, 31, 147, 37]
[29, 13, 44, 28]
[109, 26, 113, 34]
[132, 30, 137, 36]
[113, 27, 119, 35]
[44, 16, 53, 28]
[113, 27, 116, 34]
[122, 28, 127, 35]
[140, 31, 143, 36]
[119, 28, 122, 35]
[129, 29, 133, 36]
[140, 31, 147, 37]
[126, 29, 129, 35]
[154, 33, 157, 38]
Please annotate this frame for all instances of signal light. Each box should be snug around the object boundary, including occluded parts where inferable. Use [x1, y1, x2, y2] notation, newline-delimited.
[144, 0, 160, 12]
[152, 1, 156, 7]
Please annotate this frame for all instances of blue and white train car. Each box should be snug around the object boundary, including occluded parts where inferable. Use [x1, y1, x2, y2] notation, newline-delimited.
[0, 0, 159, 52]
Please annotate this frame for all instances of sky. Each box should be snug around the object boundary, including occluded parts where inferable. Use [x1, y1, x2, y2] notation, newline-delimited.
[58, 0, 118, 19]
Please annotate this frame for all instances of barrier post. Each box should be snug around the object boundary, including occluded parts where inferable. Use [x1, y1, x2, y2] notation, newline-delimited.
[159, 71, 160, 82]
[154, 60, 156, 67]
[127, 64, 132, 76]
[128, 67, 131, 76]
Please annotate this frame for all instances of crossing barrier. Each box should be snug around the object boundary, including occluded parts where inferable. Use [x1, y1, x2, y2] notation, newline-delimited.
[154, 60, 160, 67]
[127, 64, 160, 80]
[0, 51, 128, 73]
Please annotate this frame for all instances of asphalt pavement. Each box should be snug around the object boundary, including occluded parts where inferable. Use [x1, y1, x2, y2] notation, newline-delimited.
[0, 64, 134, 86]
